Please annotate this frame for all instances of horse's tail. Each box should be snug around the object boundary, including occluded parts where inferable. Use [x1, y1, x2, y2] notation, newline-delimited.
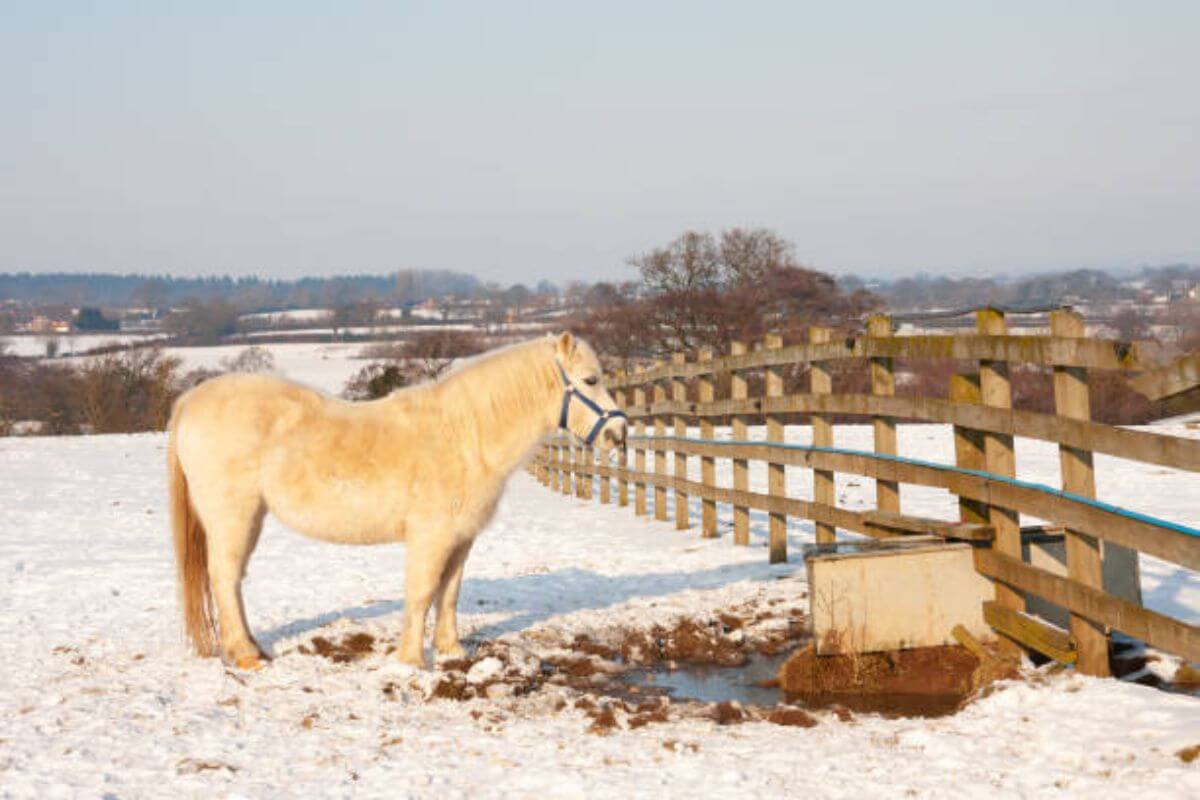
[168, 405, 218, 657]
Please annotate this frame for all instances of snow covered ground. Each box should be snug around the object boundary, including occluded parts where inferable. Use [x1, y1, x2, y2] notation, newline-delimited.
[0, 333, 167, 358]
[1, 427, 1197, 798]
[163, 342, 371, 395]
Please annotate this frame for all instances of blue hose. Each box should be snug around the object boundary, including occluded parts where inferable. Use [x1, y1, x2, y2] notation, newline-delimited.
[628, 435, 1200, 540]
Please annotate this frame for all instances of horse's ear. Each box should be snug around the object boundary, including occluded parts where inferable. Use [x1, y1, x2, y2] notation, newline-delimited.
[556, 331, 576, 358]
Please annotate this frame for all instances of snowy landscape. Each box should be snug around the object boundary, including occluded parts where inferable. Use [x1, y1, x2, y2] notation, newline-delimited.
[1, 339, 1198, 798]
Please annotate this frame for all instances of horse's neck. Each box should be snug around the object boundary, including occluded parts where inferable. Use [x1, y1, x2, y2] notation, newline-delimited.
[438, 348, 558, 478]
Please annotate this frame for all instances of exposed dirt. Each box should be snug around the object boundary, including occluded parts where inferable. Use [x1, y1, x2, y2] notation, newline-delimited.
[293, 598, 990, 731]
[776, 643, 996, 717]
[766, 706, 820, 728]
[299, 632, 378, 663]
[1177, 744, 1200, 764]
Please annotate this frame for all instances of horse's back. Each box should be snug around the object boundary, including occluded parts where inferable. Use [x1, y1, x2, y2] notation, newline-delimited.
[171, 373, 326, 480]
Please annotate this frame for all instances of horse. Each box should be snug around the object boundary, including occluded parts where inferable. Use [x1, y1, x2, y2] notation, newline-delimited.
[167, 332, 626, 669]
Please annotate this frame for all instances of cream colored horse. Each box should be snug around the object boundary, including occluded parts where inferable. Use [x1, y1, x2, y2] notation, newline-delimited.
[168, 332, 626, 669]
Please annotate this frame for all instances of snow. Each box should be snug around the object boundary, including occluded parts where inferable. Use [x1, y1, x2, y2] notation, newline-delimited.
[162, 342, 369, 394]
[0, 333, 167, 357]
[1, 426, 1197, 798]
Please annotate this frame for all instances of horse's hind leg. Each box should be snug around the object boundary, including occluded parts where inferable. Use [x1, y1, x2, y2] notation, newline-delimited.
[204, 500, 268, 668]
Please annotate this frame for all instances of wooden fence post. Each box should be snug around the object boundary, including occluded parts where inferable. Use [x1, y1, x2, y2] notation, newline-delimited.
[561, 438, 572, 496]
[654, 367, 668, 521]
[765, 333, 787, 563]
[810, 326, 836, 545]
[1051, 309, 1109, 676]
[672, 353, 689, 530]
[598, 441, 610, 504]
[950, 373, 989, 525]
[583, 443, 594, 501]
[868, 314, 900, 514]
[573, 441, 585, 499]
[634, 381, 647, 516]
[977, 308, 1024, 618]
[699, 347, 717, 538]
[731, 341, 750, 545]
[615, 381, 629, 507]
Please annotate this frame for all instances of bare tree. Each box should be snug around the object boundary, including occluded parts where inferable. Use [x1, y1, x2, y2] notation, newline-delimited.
[629, 231, 721, 294]
[402, 330, 484, 381]
[220, 346, 276, 373]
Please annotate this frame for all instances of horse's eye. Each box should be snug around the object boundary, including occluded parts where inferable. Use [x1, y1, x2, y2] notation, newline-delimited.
[584, 376, 598, 386]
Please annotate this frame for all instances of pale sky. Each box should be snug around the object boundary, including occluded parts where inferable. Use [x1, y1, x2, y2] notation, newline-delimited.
[2, 1, 1197, 285]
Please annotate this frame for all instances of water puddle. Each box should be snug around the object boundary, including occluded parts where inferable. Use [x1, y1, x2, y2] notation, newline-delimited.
[617, 652, 790, 707]
[614, 652, 969, 718]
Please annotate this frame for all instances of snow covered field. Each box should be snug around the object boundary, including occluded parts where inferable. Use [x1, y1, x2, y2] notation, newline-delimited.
[0, 333, 167, 358]
[1, 426, 1198, 798]
[163, 342, 370, 395]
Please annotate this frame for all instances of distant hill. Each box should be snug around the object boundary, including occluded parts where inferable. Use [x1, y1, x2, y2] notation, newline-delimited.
[0, 270, 481, 309]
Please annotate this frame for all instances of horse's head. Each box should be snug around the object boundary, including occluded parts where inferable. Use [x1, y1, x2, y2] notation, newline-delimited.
[552, 332, 627, 453]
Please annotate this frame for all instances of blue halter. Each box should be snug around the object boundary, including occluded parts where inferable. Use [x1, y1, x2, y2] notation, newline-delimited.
[556, 361, 628, 445]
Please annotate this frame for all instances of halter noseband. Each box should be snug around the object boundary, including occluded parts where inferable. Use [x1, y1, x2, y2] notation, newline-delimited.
[556, 361, 627, 445]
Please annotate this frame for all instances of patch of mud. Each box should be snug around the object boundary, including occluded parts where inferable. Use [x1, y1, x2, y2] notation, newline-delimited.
[296, 597, 982, 731]
[298, 632, 378, 663]
[775, 643, 989, 718]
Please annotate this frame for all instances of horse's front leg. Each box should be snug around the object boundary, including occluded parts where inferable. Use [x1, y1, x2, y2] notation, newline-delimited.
[433, 539, 475, 659]
[398, 537, 455, 668]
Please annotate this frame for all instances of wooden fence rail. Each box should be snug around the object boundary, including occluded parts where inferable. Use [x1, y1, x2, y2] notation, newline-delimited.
[532, 309, 1200, 673]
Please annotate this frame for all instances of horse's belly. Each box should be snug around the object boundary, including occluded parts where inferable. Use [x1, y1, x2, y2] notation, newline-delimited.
[262, 477, 408, 546]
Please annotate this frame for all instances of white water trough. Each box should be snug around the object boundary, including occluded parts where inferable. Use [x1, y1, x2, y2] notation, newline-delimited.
[806, 537, 997, 655]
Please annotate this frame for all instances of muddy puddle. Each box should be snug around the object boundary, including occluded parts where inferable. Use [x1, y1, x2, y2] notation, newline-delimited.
[611, 651, 969, 718]
[614, 652, 790, 707]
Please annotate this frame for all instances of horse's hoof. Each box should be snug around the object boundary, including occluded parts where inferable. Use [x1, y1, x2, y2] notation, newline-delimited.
[436, 643, 467, 660]
[396, 652, 427, 670]
[234, 654, 268, 671]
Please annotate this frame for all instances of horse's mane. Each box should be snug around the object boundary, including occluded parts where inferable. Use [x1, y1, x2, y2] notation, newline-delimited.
[415, 336, 560, 437]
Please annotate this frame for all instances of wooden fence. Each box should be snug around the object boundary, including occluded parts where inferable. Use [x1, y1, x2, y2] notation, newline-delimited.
[531, 308, 1200, 676]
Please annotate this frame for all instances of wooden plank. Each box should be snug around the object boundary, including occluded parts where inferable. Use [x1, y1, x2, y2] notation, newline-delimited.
[672, 352, 689, 530]
[698, 347, 717, 538]
[1127, 349, 1200, 401]
[1051, 309, 1109, 676]
[975, 549, 1200, 663]
[868, 314, 899, 514]
[602, 334, 1154, 388]
[633, 383, 647, 515]
[765, 333, 786, 563]
[615, 382, 628, 507]
[863, 509, 994, 542]
[730, 341, 750, 546]
[977, 308, 1024, 619]
[810, 326, 835, 545]
[653, 369, 667, 521]
[950, 372, 990, 525]
[615, 392, 1200, 472]
[630, 438, 1200, 571]
[570, 462, 878, 540]
[982, 601, 1077, 665]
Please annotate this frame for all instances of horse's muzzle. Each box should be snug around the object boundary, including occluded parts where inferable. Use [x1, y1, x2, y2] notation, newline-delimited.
[601, 419, 628, 452]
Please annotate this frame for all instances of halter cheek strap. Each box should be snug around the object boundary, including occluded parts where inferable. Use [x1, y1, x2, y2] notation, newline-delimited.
[556, 361, 628, 445]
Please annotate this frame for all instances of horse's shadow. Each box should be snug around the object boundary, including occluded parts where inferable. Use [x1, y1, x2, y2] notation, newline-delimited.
[257, 556, 797, 651]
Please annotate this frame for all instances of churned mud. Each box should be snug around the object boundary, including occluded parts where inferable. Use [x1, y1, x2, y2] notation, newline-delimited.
[775, 643, 1000, 717]
[293, 597, 1019, 732]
